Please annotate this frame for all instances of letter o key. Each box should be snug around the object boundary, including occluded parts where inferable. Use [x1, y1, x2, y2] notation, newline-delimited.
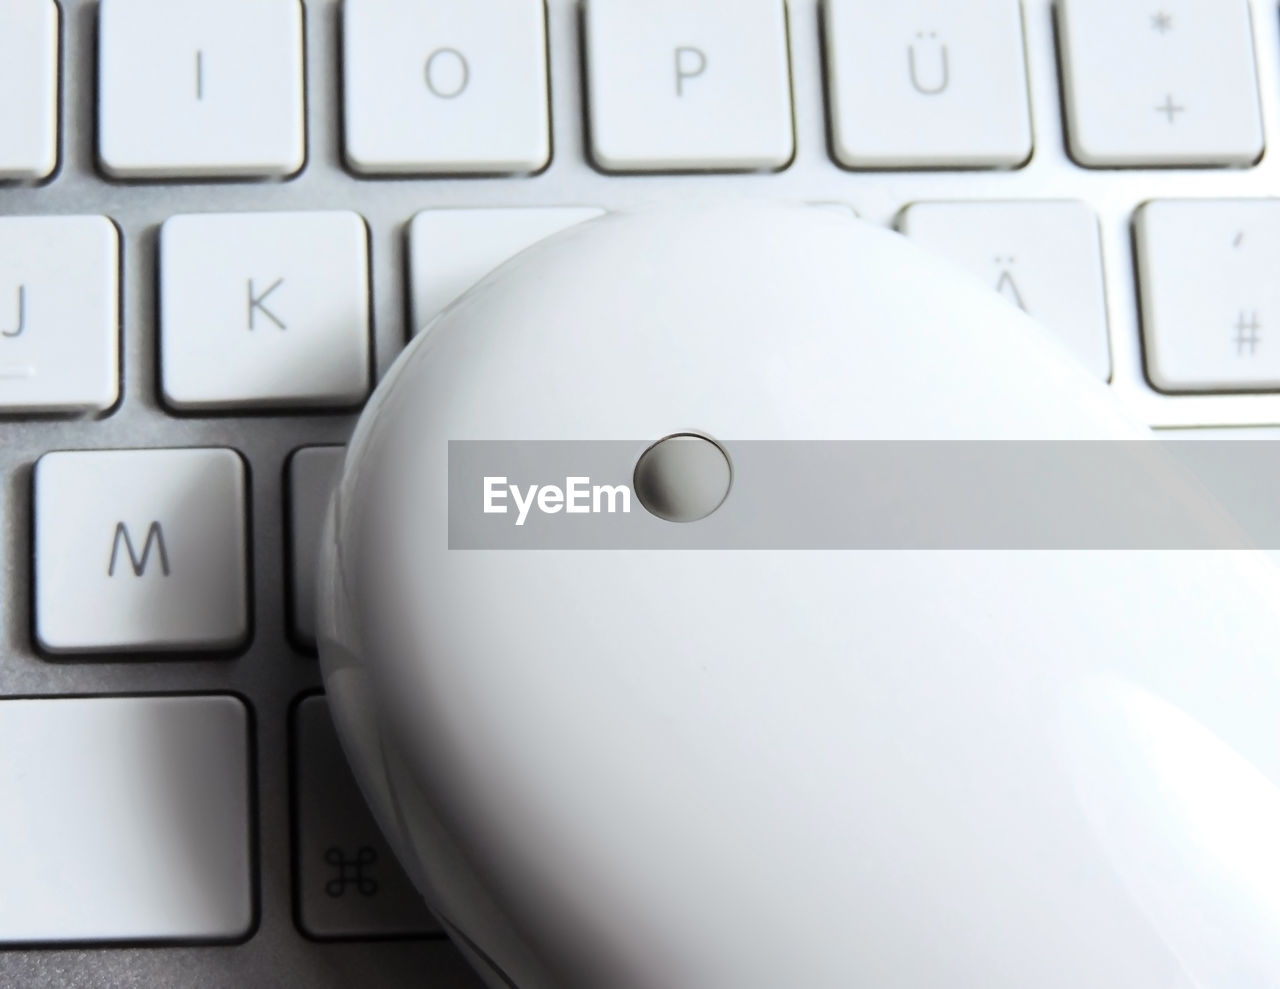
[425, 48, 469, 99]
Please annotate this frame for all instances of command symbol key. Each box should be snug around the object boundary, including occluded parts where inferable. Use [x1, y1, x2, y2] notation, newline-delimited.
[293, 696, 440, 939]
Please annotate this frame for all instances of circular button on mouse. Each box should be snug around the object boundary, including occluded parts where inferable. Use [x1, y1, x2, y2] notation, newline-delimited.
[632, 433, 732, 523]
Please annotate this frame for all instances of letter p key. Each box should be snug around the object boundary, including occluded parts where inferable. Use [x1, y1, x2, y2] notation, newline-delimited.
[675, 46, 707, 96]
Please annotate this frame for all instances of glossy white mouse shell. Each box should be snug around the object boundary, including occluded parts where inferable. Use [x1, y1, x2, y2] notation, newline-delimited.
[318, 204, 1280, 989]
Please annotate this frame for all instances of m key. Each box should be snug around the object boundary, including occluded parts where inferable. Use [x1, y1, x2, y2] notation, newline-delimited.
[108, 521, 172, 578]
[35, 448, 248, 654]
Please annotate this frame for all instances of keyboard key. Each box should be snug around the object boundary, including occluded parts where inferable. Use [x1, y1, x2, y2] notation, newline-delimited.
[98, 0, 305, 179]
[35, 448, 249, 654]
[288, 446, 344, 650]
[824, 0, 1031, 169]
[900, 201, 1111, 380]
[1059, 0, 1262, 167]
[407, 207, 603, 333]
[293, 696, 440, 939]
[583, 0, 793, 172]
[0, 695, 252, 943]
[343, 0, 550, 175]
[1137, 200, 1280, 392]
[0, 0, 58, 180]
[0, 216, 119, 413]
[160, 211, 370, 410]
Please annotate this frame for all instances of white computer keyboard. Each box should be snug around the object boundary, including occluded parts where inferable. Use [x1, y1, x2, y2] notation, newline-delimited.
[2, 0, 1279, 985]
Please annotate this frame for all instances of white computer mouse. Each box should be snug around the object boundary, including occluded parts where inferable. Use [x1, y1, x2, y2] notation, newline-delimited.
[317, 203, 1280, 989]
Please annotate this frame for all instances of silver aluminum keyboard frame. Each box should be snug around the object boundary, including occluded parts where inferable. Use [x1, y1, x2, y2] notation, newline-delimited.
[5, 0, 1280, 985]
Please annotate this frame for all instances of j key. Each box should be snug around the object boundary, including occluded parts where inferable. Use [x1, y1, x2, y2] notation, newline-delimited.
[0, 216, 119, 414]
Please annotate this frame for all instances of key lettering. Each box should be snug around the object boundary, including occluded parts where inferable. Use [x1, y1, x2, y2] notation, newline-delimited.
[247, 277, 286, 330]
[2, 285, 24, 338]
[1155, 94, 1185, 124]
[993, 256, 1027, 312]
[324, 846, 379, 897]
[907, 31, 949, 95]
[675, 46, 707, 96]
[425, 48, 469, 99]
[108, 521, 171, 577]
[1234, 310, 1261, 356]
